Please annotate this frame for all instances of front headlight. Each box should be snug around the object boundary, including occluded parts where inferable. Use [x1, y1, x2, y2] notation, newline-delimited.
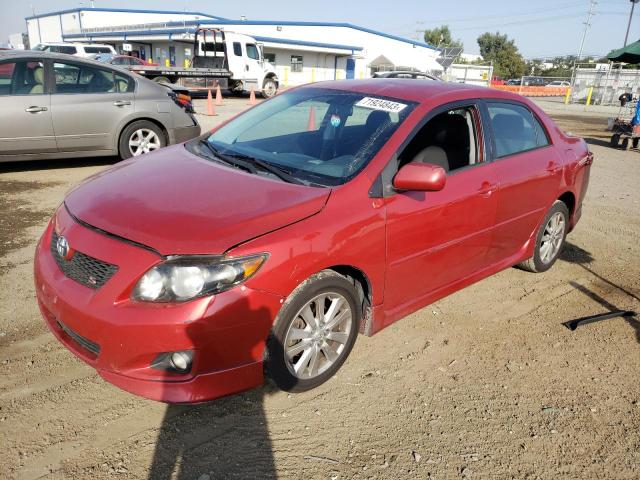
[132, 254, 267, 302]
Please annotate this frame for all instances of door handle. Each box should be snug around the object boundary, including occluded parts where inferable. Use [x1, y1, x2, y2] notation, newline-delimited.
[245, 65, 249, 71]
[113, 100, 131, 107]
[546, 161, 561, 173]
[25, 106, 47, 113]
[478, 182, 496, 198]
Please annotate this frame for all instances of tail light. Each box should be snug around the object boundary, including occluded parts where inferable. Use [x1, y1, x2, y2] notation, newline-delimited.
[168, 91, 194, 113]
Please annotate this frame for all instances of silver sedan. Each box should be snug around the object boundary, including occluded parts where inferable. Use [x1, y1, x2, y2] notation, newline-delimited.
[0, 50, 201, 162]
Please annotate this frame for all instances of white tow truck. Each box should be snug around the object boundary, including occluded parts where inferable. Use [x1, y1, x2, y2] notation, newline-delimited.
[129, 28, 279, 98]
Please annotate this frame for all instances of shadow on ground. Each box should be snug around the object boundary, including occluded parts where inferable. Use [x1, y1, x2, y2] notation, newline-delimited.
[0, 156, 118, 174]
[149, 300, 282, 479]
[560, 241, 639, 344]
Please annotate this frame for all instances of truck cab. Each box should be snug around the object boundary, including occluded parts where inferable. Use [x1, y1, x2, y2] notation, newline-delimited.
[194, 30, 279, 97]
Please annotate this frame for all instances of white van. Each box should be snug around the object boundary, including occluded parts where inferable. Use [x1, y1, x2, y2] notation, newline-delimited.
[33, 43, 116, 58]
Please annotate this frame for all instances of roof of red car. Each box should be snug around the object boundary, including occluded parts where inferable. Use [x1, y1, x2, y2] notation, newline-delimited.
[307, 79, 524, 104]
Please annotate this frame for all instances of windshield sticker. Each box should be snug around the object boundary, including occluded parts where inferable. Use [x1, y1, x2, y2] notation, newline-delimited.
[355, 97, 408, 113]
[330, 114, 342, 127]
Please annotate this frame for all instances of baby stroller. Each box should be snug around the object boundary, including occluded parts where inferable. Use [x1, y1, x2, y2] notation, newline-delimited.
[610, 93, 640, 150]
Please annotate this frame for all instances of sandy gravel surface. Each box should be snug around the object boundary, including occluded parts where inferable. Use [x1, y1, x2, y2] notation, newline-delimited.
[0, 100, 638, 480]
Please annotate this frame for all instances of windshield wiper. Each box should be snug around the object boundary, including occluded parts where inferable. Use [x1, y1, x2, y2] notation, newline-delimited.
[199, 140, 305, 185]
[198, 140, 257, 174]
[230, 153, 305, 185]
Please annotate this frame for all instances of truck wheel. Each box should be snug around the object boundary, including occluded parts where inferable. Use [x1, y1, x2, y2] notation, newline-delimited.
[118, 120, 166, 159]
[153, 76, 172, 85]
[261, 78, 278, 98]
[610, 133, 620, 148]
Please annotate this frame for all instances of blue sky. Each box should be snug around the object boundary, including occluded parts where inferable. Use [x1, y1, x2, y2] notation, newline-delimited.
[1, 0, 637, 58]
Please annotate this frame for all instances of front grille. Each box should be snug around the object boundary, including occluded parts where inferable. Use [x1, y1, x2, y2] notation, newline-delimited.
[50, 231, 118, 289]
[56, 320, 101, 355]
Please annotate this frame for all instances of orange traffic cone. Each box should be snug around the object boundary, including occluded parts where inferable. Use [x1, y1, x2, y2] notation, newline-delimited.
[307, 106, 316, 131]
[215, 84, 223, 106]
[206, 89, 217, 116]
[248, 86, 257, 105]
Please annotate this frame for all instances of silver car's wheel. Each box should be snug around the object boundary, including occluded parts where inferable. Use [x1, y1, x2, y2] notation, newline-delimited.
[129, 128, 161, 156]
[539, 211, 565, 264]
[119, 120, 166, 160]
[284, 292, 353, 380]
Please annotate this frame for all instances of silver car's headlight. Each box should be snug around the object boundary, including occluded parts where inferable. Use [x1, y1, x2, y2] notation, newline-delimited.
[132, 254, 267, 302]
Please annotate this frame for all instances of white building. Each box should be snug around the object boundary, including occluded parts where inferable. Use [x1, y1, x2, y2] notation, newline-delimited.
[25, 7, 443, 86]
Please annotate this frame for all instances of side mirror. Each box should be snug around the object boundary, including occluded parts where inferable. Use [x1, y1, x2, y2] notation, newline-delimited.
[392, 163, 446, 192]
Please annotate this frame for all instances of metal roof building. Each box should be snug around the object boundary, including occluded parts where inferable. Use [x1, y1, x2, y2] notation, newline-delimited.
[25, 7, 442, 86]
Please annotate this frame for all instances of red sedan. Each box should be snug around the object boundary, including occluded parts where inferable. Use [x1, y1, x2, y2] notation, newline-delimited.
[34, 80, 592, 403]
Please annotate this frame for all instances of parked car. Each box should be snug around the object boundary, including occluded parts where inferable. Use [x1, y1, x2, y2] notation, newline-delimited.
[0, 50, 200, 162]
[92, 53, 158, 67]
[546, 80, 571, 87]
[33, 42, 116, 57]
[506, 78, 521, 86]
[522, 76, 547, 87]
[34, 79, 592, 403]
[373, 70, 440, 80]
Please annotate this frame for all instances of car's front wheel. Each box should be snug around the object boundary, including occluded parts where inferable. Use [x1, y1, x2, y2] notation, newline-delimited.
[118, 120, 166, 159]
[518, 200, 569, 273]
[266, 270, 360, 392]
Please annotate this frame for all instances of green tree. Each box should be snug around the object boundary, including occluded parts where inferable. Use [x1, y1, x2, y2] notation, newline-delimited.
[477, 32, 526, 78]
[424, 25, 463, 49]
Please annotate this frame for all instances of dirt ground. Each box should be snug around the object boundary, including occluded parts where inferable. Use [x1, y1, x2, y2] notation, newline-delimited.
[0, 100, 639, 480]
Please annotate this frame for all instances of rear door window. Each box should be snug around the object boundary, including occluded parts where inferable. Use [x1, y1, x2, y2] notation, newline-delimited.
[53, 62, 130, 94]
[487, 103, 542, 158]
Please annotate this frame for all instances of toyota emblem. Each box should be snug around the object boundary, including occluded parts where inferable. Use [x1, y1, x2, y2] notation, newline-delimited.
[56, 235, 73, 260]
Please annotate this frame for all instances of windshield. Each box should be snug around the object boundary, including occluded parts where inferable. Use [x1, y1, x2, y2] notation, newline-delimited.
[203, 88, 416, 186]
[33, 44, 47, 51]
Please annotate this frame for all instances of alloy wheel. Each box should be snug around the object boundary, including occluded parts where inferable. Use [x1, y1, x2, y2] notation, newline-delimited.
[129, 128, 161, 156]
[539, 211, 565, 264]
[283, 292, 353, 379]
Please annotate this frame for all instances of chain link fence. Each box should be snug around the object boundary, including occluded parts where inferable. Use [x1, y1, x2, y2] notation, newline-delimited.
[568, 63, 640, 106]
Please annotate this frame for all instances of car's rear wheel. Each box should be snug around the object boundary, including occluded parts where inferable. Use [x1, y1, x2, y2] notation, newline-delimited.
[266, 270, 360, 392]
[518, 201, 569, 273]
[118, 120, 166, 159]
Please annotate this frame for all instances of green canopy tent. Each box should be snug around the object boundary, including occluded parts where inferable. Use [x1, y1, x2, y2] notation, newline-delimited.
[608, 39, 640, 64]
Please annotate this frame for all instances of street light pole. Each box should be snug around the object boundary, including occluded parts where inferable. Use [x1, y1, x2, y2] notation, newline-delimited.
[624, 0, 639, 46]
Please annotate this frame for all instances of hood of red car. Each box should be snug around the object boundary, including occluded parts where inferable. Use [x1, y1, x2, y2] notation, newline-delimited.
[64, 145, 330, 255]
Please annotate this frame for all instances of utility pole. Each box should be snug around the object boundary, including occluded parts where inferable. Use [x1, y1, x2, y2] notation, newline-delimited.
[577, 0, 597, 60]
[624, 0, 640, 46]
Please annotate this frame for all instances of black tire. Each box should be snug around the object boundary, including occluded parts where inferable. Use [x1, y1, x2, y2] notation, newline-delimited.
[261, 77, 278, 98]
[118, 120, 166, 160]
[621, 137, 630, 151]
[610, 133, 620, 148]
[265, 270, 361, 392]
[517, 200, 569, 273]
[633, 138, 639, 149]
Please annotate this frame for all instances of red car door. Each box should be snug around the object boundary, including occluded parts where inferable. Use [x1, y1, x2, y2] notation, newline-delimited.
[383, 103, 498, 323]
[483, 101, 563, 264]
